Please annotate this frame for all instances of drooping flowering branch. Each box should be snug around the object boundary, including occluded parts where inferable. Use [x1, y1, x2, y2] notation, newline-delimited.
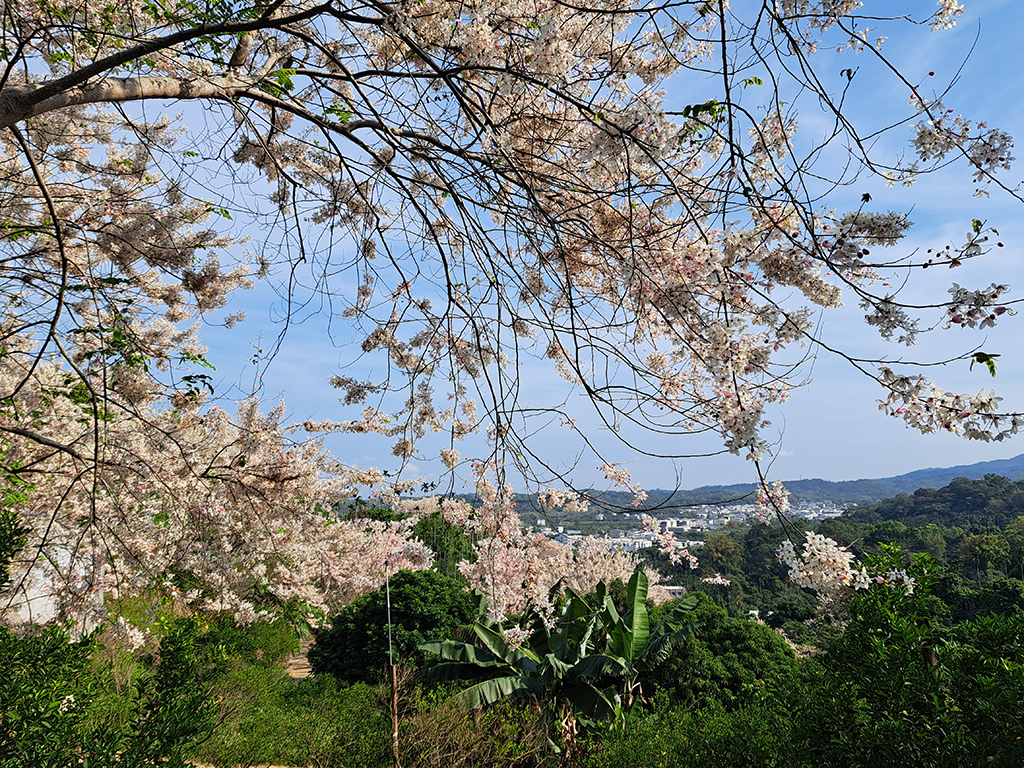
[777, 532, 915, 595]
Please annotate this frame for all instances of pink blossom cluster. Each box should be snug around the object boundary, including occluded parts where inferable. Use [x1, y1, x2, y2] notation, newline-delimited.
[931, 0, 964, 30]
[108, 616, 149, 653]
[451, 470, 667, 621]
[701, 574, 731, 586]
[911, 98, 1014, 188]
[0, 0, 1019, 637]
[777, 533, 871, 593]
[642, 515, 699, 570]
[757, 480, 792, 517]
[777, 532, 916, 595]
[946, 283, 1012, 330]
[876, 366, 1020, 442]
[599, 463, 648, 506]
[0, 351, 436, 628]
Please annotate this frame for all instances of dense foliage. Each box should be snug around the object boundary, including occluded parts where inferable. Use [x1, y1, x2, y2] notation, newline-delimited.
[848, 473, 1024, 529]
[0, 618, 223, 768]
[647, 593, 799, 712]
[792, 548, 1024, 766]
[308, 569, 478, 683]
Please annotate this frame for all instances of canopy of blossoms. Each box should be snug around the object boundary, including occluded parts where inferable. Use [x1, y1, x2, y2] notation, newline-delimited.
[0, 0, 1019, 627]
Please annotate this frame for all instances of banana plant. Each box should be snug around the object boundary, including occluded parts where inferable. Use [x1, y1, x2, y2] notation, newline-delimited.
[594, 570, 700, 712]
[420, 570, 699, 742]
[420, 593, 625, 722]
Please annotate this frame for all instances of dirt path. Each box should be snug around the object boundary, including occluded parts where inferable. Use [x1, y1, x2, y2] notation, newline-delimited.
[284, 638, 314, 680]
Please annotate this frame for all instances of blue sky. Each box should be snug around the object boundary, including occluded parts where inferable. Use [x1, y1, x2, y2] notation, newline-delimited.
[197, 0, 1024, 494]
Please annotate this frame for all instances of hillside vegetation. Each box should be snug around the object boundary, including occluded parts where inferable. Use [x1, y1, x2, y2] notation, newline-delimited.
[5, 474, 1024, 767]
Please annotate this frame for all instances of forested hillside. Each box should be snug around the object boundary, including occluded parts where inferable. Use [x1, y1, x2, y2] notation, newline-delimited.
[845, 473, 1024, 528]
[581, 455, 1024, 509]
[636, 474, 1024, 639]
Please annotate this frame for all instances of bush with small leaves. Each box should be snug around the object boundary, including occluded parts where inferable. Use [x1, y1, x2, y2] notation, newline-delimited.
[309, 569, 477, 683]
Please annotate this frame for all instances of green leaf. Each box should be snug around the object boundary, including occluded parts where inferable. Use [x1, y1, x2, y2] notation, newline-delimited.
[640, 623, 699, 670]
[179, 351, 215, 370]
[273, 67, 296, 91]
[599, 590, 621, 629]
[204, 203, 233, 220]
[624, 570, 650, 662]
[418, 639, 499, 666]
[556, 591, 597, 653]
[420, 661, 497, 682]
[610, 621, 630, 660]
[325, 103, 352, 124]
[451, 675, 543, 709]
[560, 680, 618, 721]
[544, 652, 573, 679]
[654, 593, 700, 630]
[969, 351, 999, 377]
[471, 622, 514, 662]
[568, 653, 630, 681]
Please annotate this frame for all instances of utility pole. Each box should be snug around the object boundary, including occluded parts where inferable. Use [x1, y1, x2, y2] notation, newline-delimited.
[385, 559, 400, 768]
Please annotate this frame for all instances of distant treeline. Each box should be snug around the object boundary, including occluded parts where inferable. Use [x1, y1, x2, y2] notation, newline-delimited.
[631, 474, 1024, 649]
[511, 455, 1024, 516]
[845, 473, 1024, 528]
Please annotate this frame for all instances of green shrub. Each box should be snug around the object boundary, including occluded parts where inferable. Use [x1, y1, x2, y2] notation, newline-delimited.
[0, 617, 221, 768]
[203, 613, 299, 666]
[582, 699, 799, 768]
[790, 549, 1024, 766]
[647, 592, 800, 711]
[309, 569, 477, 683]
[0, 626, 103, 768]
[0, 505, 28, 593]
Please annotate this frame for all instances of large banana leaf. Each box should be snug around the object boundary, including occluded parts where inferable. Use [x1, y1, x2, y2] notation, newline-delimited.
[567, 653, 632, 681]
[655, 593, 700, 631]
[547, 593, 601, 661]
[421, 661, 501, 682]
[637, 623, 699, 671]
[558, 590, 597, 651]
[472, 620, 514, 661]
[473, 621, 541, 671]
[418, 639, 501, 666]
[451, 675, 545, 709]
[625, 570, 650, 662]
[421, 573, 700, 731]
[544, 652, 574, 680]
[599, 583, 621, 629]
[608, 570, 651, 664]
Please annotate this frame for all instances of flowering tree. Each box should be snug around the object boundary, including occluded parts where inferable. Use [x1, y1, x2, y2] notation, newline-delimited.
[401, 469, 666, 622]
[0, 351, 434, 627]
[0, 0, 1020, 623]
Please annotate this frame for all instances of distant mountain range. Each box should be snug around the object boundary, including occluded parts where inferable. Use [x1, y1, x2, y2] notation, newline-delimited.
[652, 453, 1024, 507]
[464, 454, 1024, 520]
